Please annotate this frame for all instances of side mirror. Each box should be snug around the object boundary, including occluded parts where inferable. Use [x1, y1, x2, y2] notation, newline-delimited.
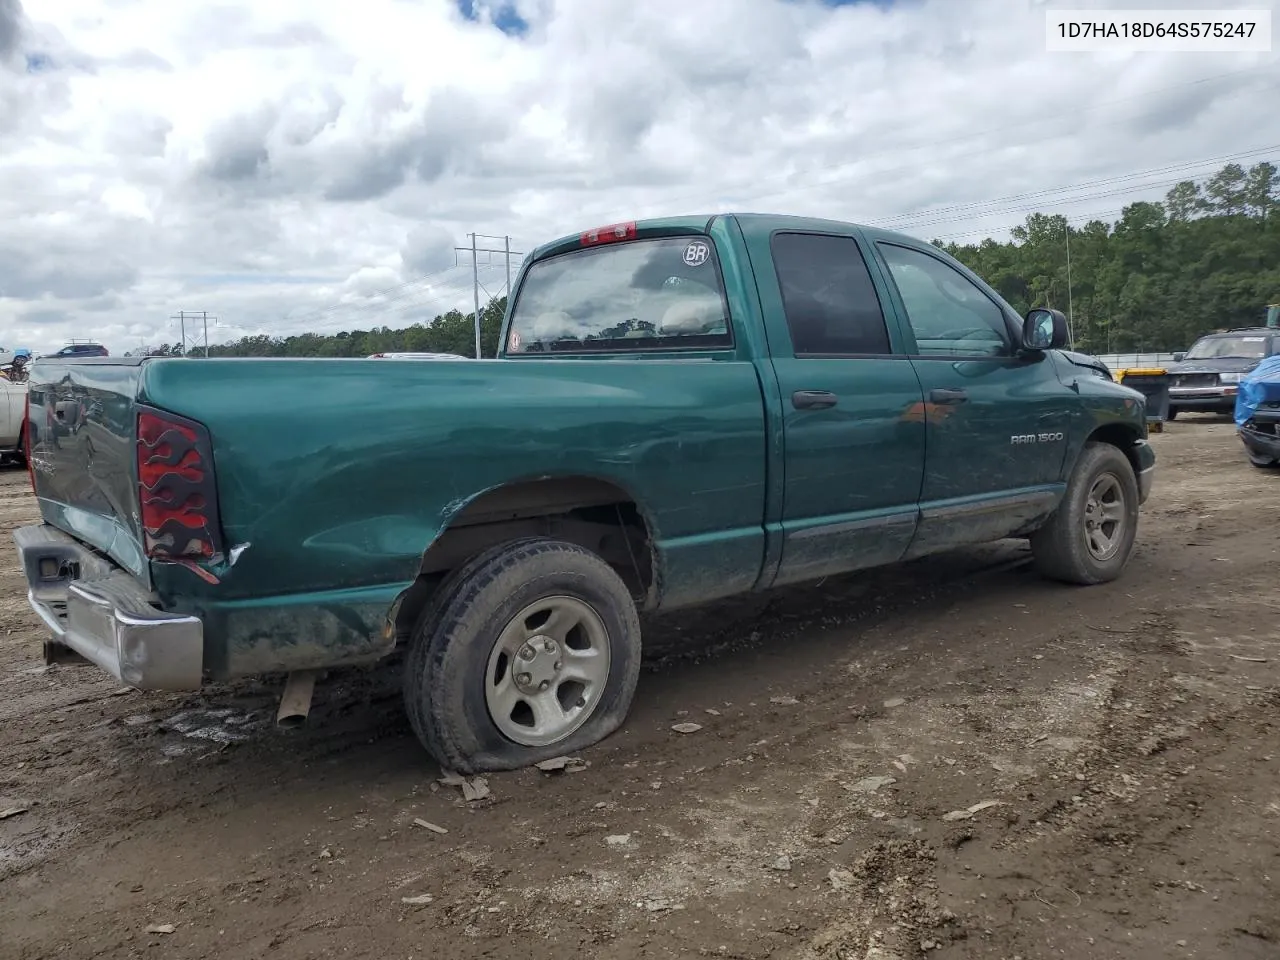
[1021, 308, 1068, 351]
[1172, 352, 1186, 362]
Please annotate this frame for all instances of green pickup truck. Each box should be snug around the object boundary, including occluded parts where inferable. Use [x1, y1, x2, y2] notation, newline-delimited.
[15, 213, 1155, 772]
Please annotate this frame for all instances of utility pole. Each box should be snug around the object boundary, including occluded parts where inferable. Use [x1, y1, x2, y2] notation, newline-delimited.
[454, 234, 525, 358]
[470, 233, 481, 360]
[171, 311, 186, 354]
[169, 311, 215, 356]
[1063, 220, 1075, 349]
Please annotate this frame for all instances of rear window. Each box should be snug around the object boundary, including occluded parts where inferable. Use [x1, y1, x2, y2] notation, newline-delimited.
[505, 236, 731, 354]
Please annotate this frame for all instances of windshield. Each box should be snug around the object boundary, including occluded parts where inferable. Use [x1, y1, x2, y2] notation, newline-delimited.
[1184, 335, 1271, 360]
[505, 236, 731, 354]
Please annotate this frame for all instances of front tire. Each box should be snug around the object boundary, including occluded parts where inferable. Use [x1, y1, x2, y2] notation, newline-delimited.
[1165, 407, 1178, 421]
[403, 538, 642, 774]
[1031, 442, 1139, 585]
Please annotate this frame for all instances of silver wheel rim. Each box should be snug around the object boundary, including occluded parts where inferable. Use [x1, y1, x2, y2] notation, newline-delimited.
[1083, 472, 1126, 561]
[483, 596, 612, 747]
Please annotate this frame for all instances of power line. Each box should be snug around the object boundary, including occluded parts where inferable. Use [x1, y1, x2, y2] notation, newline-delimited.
[169, 311, 214, 356]
[455, 235, 525, 358]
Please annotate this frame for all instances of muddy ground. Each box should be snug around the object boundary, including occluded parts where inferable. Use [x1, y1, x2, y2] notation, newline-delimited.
[1, 420, 1278, 960]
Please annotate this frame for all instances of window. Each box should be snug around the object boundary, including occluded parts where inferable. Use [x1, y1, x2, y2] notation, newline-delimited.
[505, 237, 731, 354]
[770, 233, 892, 356]
[1184, 335, 1270, 360]
[878, 244, 1009, 357]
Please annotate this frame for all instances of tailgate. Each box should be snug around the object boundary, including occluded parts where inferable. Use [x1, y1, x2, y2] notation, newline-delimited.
[27, 357, 151, 583]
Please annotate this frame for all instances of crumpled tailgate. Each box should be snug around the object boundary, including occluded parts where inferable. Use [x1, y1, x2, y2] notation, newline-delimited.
[26, 357, 151, 583]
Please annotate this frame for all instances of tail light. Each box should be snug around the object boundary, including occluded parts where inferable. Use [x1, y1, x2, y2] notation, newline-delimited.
[23, 392, 34, 494]
[136, 407, 224, 565]
[580, 221, 636, 247]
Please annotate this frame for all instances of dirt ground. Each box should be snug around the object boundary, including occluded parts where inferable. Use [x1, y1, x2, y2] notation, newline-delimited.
[1, 419, 1278, 960]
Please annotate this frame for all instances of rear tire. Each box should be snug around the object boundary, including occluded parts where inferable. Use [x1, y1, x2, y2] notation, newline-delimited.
[1031, 442, 1139, 585]
[1165, 408, 1178, 421]
[402, 537, 642, 774]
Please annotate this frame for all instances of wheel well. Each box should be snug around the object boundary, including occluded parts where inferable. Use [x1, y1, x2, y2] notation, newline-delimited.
[390, 477, 656, 644]
[1084, 423, 1142, 474]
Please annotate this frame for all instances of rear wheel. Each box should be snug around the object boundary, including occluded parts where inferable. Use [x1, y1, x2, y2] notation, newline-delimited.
[403, 538, 642, 774]
[1165, 408, 1178, 421]
[1031, 442, 1139, 585]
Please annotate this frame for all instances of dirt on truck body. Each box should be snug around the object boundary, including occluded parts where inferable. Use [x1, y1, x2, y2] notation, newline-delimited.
[1, 419, 1278, 960]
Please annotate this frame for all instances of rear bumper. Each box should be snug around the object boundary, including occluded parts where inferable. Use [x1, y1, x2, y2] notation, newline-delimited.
[13, 524, 203, 690]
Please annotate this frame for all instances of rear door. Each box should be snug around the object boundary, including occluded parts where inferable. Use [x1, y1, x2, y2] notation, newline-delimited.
[868, 239, 1072, 557]
[742, 226, 926, 588]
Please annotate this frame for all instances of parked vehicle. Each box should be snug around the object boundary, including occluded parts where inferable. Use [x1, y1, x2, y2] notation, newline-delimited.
[367, 352, 470, 360]
[1165, 328, 1280, 418]
[53, 341, 109, 358]
[1235, 354, 1280, 468]
[14, 213, 1156, 773]
[0, 375, 28, 463]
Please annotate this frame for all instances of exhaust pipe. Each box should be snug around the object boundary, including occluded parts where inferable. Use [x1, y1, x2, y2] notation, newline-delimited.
[276, 670, 319, 727]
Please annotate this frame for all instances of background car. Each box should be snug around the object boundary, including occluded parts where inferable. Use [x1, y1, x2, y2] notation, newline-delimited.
[366, 351, 470, 360]
[1165, 328, 1280, 419]
[53, 342, 110, 358]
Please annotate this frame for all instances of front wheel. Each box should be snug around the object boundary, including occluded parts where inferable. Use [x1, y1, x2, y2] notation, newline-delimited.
[403, 538, 642, 774]
[1031, 442, 1140, 585]
[1165, 408, 1178, 421]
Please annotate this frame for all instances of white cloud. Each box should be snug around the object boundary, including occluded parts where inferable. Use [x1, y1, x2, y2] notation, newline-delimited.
[0, 0, 1276, 353]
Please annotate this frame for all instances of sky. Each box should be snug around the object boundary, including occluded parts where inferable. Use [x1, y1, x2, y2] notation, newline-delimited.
[0, 0, 1276, 354]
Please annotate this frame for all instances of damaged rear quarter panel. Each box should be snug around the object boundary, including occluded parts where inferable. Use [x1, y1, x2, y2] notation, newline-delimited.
[139, 356, 768, 679]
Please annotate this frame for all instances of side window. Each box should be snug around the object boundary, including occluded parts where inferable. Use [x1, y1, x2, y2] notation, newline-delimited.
[878, 244, 1009, 358]
[769, 233, 892, 356]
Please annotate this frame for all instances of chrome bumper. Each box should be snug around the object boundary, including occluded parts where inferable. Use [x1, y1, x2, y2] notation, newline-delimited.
[13, 524, 203, 690]
[1169, 386, 1235, 399]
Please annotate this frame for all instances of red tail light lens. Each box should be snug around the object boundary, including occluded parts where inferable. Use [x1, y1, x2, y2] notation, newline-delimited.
[580, 221, 636, 247]
[136, 407, 223, 563]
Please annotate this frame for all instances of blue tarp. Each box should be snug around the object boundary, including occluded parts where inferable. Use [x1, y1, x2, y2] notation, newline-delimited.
[1234, 354, 1280, 425]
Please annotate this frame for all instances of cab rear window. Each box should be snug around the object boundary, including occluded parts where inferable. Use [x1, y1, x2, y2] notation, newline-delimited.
[505, 237, 731, 354]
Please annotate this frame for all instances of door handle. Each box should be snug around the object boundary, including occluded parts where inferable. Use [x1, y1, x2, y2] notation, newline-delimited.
[928, 388, 968, 404]
[792, 390, 838, 410]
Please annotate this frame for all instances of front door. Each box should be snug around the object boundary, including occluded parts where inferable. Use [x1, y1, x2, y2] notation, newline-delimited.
[744, 228, 927, 588]
[868, 240, 1073, 558]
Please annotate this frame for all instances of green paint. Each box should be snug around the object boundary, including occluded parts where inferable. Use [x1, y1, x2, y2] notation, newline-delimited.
[27, 215, 1151, 680]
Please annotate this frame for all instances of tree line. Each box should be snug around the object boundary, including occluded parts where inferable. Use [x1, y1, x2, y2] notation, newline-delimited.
[133, 160, 1278, 360]
[936, 160, 1278, 353]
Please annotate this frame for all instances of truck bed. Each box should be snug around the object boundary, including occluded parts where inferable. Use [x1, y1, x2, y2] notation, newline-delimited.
[24, 354, 769, 681]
